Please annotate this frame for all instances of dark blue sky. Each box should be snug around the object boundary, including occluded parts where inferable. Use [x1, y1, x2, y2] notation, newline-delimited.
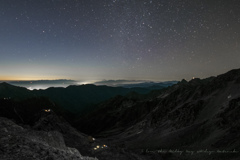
[1, 0, 240, 82]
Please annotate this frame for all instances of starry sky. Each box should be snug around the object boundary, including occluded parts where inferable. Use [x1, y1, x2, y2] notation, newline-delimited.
[1, 0, 240, 82]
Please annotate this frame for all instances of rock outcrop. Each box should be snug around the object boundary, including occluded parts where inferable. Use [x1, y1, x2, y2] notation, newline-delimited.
[0, 117, 98, 160]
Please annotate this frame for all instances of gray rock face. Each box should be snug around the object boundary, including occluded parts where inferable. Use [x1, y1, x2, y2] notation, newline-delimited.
[0, 117, 98, 160]
[75, 69, 240, 160]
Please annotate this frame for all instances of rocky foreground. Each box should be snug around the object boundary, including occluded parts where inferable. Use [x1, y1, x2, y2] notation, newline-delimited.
[0, 116, 97, 160]
[0, 109, 163, 160]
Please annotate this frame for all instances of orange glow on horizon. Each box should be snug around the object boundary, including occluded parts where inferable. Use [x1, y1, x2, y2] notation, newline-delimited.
[0, 75, 65, 81]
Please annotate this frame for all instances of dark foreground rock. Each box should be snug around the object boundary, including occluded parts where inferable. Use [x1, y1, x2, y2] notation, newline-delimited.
[0, 117, 97, 160]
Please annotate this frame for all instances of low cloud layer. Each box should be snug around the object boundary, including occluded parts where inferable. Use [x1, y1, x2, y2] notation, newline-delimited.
[3, 79, 77, 90]
[1, 79, 178, 90]
[93, 80, 150, 86]
[94, 80, 178, 88]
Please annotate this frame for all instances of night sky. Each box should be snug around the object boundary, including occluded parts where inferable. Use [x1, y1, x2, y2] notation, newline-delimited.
[1, 0, 240, 82]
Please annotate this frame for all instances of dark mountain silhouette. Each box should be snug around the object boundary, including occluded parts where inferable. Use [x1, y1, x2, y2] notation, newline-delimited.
[0, 96, 75, 126]
[0, 82, 157, 115]
[0, 82, 33, 100]
[33, 84, 152, 114]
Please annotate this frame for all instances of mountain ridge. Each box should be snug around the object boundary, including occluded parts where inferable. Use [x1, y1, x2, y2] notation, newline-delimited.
[76, 68, 240, 160]
[0, 82, 157, 115]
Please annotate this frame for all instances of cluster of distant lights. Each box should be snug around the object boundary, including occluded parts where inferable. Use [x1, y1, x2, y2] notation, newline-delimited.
[93, 144, 108, 150]
[44, 109, 51, 112]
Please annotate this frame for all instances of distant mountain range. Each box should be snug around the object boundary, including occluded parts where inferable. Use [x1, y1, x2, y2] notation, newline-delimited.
[94, 79, 178, 88]
[0, 81, 176, 115]
[119, 81, 178, 89]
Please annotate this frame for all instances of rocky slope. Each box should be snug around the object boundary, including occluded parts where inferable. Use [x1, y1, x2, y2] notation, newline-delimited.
[0, 116, 97, 160]
[77, 69, 240, 160]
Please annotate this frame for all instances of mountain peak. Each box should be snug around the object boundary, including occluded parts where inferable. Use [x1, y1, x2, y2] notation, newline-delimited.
[216, 68, 240, 82]
[0, 82, 11, 86]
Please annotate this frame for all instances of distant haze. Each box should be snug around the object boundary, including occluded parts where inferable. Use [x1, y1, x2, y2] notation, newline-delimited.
[1, 79, 178, 90]
[2, 80, 77, 90]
